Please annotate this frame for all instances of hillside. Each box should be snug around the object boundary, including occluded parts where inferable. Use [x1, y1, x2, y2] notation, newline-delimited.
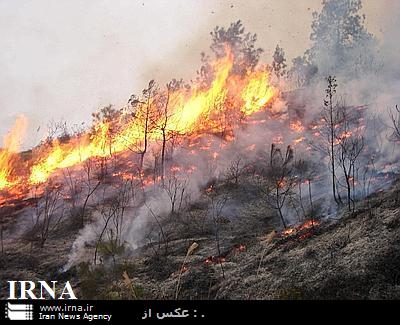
[1, 176, 399, 300]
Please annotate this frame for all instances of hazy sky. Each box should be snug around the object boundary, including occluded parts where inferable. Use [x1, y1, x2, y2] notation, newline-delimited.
[0, 0, 394, 148]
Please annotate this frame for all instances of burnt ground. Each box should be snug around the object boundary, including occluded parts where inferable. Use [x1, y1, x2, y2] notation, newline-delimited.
[1, 178, 400, 300]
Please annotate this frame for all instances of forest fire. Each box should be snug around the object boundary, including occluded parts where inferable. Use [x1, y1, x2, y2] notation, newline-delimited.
[0, 47, 280, 205]
[1, 0, 400, 304]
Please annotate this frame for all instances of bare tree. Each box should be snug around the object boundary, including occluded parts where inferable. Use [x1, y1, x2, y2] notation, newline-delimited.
[146, 204, 169, 256]
[336, 105, 365, 213]
[156, 79, 184, 183]
[94, 182, 130, 265]
[159, 83, 171, 183]
[94, 204, 114, 265]
[388, 105, 400, 142]
[388, 105, 400, 203]
[1, 226, 4, 254]
[225, 156, 246, 186]
[62, 167, 82, 222]
[293, 158, 319, 220]
[261, 144, 297, 229]
[80, 158, 103, 227]
[44, 119, 70, 144]
[31, 182, 64, 247]
[362, 156, 377, 199]
[128, 80, 158, 170]
[163, 171, 189, 215]
[206, 187, 228, 279]
[318, 76, 342, 205]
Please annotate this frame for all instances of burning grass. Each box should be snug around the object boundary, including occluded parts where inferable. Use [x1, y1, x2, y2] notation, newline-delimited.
[0, 47, 280, 205]
[281, 219, 320, 238]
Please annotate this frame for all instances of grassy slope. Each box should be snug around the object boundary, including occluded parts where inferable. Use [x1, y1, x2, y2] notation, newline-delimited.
[1, 178, 399, 300]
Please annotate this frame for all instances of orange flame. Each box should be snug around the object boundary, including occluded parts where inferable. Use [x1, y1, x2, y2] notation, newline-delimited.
[0, 115, 28, 190]
[240, 70, 276, 115]
[1, 47, 279, 195]
[290, 120, 304, 133]
[282, 219, 319, 237]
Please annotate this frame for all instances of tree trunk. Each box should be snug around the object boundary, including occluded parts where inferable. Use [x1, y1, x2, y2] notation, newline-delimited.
[276, 187, 287, 228]
[161, 130, 166, 184]
[308, 180, 314, 213]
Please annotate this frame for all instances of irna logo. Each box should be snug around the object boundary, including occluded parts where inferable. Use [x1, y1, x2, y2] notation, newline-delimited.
[7, 281, 77, 300]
